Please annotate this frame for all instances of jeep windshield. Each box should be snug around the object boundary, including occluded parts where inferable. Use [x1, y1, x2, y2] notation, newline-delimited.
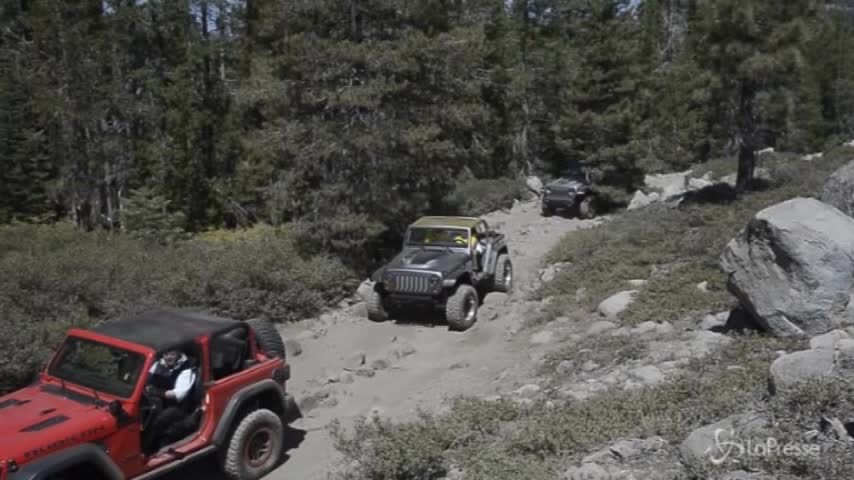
[406, 227, 470, 248]
[47, 335, 146, 399]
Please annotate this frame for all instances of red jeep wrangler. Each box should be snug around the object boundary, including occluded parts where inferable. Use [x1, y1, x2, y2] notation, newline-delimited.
[0, 309, 300, 480]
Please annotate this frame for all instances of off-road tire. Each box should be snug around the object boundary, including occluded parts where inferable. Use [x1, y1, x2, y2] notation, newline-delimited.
[222, 408, 284, 480]
[246, 318, 286, 358]
[579, 196, 597, 219]
[445, 284, 479, 331]
[366, 287, 389, 322]
[541, 205, 554, 217]
[493, 253, 513, 293]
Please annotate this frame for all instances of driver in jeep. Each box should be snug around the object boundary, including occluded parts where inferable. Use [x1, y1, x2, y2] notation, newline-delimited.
[142, 348, 196, 454]
[456, 230, 485, 269]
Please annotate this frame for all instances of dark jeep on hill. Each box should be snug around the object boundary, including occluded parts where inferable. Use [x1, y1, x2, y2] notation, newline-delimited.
[541, 169, 599, 218]
[365, 216, 512, 331]
[0, 309, 299, 480]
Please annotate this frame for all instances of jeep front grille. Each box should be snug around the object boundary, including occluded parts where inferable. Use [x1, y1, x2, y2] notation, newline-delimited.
[387, 272, 439, 294]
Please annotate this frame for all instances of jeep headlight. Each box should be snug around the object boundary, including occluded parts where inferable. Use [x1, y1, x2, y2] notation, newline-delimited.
[544, 188, 551, 195]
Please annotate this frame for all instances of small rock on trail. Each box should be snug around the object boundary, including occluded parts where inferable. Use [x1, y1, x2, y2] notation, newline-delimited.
[285, 338, 302, 356]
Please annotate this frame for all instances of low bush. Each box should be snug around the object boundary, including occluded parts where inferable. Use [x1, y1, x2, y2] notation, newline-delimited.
[686, 377, 854, 479]
[445, 176, 531, 217]
[290, 213, 388, 276]
[539, 332, 648, 378]
[330, 334, 802, 480]
[0, 222, 356, 394]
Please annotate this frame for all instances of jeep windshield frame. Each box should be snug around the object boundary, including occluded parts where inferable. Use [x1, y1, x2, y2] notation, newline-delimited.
[47, 335, 147, 399]
[559, 168, 589, 184]
[405, 226, 470, 248]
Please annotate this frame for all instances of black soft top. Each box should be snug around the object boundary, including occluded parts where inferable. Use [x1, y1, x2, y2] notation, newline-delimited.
[88, 308, 243, 352]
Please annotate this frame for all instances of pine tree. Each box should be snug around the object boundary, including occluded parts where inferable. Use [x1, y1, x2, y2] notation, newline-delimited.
[121, 185, 188, 244]
[548, 0, 647, 199]
[689, 0, 820, 191]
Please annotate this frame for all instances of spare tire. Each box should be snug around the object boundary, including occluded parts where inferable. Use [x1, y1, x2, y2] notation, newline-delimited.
[246, 318, 286, 358]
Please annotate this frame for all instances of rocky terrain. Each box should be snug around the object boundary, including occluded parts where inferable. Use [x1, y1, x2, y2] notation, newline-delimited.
[271, 197, 603, 479]
[172, 144, 854, 480]
[277, 145, 854, 480]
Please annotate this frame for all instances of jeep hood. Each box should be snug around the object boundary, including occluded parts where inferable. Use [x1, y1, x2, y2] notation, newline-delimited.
[385, 248, 468, 273]
[0, 383, 117, 464]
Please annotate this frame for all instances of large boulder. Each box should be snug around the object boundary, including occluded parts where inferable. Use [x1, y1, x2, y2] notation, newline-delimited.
[643, 169, 694, 202]
[720, 197, 854, 336]
[819, 159, 854, 218]
[627, 190, 660, 210]
[526, 176, 544, 195]
[768, 349, 836, 392]
[596, 290, 637, 319]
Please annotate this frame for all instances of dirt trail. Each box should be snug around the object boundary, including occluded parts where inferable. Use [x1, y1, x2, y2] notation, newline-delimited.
[266, 199, 599, 480]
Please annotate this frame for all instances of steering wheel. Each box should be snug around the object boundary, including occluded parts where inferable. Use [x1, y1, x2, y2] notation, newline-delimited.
[139, 386, 163, 431]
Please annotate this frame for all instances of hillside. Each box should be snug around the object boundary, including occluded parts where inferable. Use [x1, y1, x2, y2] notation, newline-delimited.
[283, 145, 854, 480]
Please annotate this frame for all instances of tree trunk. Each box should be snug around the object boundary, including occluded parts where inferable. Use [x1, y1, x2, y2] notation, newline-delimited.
[104, 159, 114, 230]
[735, 81, 757, 192]
[735, 137, 756, 192]
[350, 0, 359, 41]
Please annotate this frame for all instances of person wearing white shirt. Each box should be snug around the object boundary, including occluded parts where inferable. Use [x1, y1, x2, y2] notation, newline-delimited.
[142, 348, 197, 454]
[147, 350, 195, 402]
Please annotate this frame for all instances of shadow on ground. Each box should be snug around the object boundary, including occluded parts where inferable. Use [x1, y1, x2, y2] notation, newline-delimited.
[385, 300, 493, 331]
[160, 425, 307, 480]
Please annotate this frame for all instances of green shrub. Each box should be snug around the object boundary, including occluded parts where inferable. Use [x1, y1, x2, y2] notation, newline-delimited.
[622, 262, 733, 325]
[0, 301, 92, 394]
[290, 213, 387, 275]
[445, 176, 531, 216]
[0, 223, 357, 394]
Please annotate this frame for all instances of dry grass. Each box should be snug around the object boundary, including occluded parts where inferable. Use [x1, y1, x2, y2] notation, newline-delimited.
[330, 334, 804, 480]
